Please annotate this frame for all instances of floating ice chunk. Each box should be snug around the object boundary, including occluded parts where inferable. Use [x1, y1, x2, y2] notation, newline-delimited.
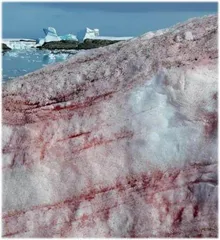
[43, 52, 70, 64]
[60, 34, 78, 41]
[5, 51, 19, 57]
[43, 53, 56, 64]
[2, 40, 36, 50]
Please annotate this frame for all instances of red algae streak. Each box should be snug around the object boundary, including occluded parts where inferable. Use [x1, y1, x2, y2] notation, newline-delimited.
[203, 112, 218, 137]
[56, 131, 91, 142]
[3, 90, 117, 126]
[193, 205, 199, 218]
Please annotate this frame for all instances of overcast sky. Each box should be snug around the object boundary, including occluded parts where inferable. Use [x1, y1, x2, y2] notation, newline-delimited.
[2, 2, 218, 39]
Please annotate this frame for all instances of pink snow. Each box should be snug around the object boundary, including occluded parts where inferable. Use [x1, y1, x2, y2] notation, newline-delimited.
[2, 15, 218, 237]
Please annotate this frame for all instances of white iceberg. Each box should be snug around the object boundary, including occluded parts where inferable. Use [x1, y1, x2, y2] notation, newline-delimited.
[36, 27, 78, 47]
[83, 28, 100, 41]
[43, 27, 61, 42]
[83, 27, 133, 41]
[36, 38, 45, 46]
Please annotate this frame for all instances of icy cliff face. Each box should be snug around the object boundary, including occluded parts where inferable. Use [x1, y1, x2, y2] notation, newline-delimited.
[2, 15, 218, 237]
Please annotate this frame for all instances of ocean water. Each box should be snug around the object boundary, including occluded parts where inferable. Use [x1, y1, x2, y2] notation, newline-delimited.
[2, 48, 78, 81]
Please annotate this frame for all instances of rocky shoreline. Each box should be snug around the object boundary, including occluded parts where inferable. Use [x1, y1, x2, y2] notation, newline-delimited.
[2, 39, 126, 52]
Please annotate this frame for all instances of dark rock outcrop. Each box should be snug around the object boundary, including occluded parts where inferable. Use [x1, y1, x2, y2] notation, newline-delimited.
[37, 39, 123, 50]
[77, 39, 120, 49]
[2, 43, 11, 51]
[37, 40, 79, 50]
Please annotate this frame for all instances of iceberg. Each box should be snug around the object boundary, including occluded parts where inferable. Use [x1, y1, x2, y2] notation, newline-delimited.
[43, 27, 61, 42]
[83, 28, 100, 41]
[36, 27, 78, 47]
[36, 38, 45, 46]
[83, 27, 133, 41]
[60, 34, 78, 41]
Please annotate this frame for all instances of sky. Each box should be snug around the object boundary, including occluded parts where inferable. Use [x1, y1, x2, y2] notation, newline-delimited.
[2, 2, 218, 39]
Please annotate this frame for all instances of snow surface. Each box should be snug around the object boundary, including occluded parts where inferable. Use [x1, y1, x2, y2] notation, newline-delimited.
[128, 67, 217, 170]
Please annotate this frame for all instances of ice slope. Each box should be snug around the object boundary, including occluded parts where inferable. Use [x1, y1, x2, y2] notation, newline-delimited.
[2, 15, 218, 237]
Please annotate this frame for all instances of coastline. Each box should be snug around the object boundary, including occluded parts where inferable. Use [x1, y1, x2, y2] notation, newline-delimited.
[2, 37, 131, 52]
